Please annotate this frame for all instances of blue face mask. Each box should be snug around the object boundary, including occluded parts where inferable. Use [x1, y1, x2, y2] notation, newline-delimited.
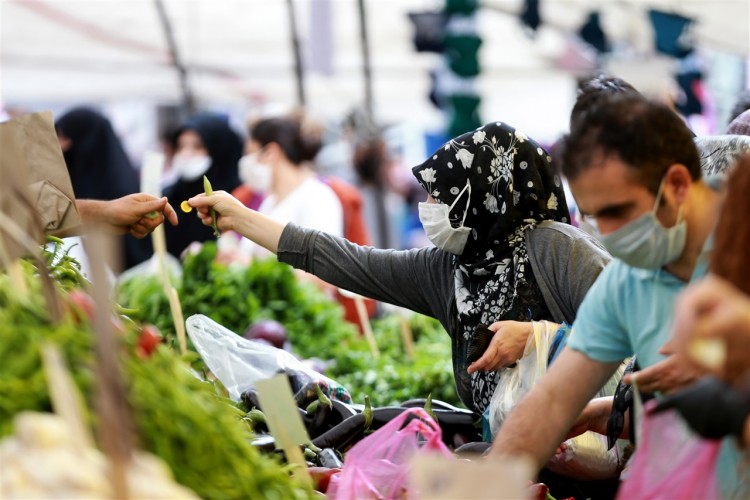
[600, 179, 687, 269]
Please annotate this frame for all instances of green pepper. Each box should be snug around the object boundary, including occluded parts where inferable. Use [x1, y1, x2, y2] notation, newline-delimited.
[203, 175, 220, 237]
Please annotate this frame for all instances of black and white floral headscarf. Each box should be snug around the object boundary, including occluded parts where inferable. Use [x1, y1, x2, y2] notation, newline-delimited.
[412, 122, 569, 412]
[694, 135, 750, 177]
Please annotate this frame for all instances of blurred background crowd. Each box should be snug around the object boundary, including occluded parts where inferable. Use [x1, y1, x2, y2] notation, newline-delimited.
[2, 0, 748, 259]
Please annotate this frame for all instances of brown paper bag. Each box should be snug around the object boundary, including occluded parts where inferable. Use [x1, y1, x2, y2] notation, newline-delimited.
[0, 111, 81, 261]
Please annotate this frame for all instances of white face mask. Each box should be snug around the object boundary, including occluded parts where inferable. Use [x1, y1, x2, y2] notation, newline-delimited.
[172, 154, 211, 181]
[238, 154, 272, 192]
[600, 178, 687, 269]
[418, 180, 472, 255]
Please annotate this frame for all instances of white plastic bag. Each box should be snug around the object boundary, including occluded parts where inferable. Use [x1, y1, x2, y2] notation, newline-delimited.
[488, 320, 555, 435]
[487, 321, 626, 480]
[185, 314, 351, 402]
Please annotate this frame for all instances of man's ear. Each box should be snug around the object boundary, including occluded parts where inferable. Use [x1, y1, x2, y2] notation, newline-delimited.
[664, 163, 692, 204]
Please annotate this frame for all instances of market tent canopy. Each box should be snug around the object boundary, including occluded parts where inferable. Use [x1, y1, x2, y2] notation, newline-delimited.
[1, 0, 748, 140]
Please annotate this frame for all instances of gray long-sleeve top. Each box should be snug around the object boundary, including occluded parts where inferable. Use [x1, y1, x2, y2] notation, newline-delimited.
[278, 220, 611, 409]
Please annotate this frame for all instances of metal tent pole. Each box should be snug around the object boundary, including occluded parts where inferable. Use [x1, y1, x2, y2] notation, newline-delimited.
[286, 0, 307, 107]
[154, 0, 195, 114]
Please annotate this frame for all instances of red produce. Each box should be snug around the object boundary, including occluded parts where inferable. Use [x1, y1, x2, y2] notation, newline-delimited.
[67, 290, 95, 323]
[136, 325, 162, 358]
[308, 467, 340, 493]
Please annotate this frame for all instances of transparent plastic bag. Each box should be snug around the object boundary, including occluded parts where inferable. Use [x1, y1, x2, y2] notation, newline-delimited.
[488, 321, 626, 480]
[616, 400, 721, 499]
[327, 408, 454, 500]
[488, 320, 557, 435]
[185, 314, 351, 402]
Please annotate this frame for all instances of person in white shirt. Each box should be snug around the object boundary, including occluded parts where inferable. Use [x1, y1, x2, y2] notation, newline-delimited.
[237, 116, 343, 259]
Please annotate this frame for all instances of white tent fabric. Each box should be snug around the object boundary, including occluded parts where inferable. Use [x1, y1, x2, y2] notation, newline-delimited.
[1, 0, 748, 142]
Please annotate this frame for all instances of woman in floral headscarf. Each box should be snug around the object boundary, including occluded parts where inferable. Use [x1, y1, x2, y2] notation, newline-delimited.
[186, 122, 611, 414]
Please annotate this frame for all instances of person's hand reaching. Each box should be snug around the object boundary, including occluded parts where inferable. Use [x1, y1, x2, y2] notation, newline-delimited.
[623, 354, 704, 394]
[188, 190, 249, 234]
[467, 321, 532, 373]
[80, 194, 178, 238]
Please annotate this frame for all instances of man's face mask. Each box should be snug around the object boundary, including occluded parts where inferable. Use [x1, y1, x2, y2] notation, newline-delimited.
[238, 153, 272, 192]
[418, 180, 472, 255]
[600, 177, 687, 269]
[172, 154, 211, 181]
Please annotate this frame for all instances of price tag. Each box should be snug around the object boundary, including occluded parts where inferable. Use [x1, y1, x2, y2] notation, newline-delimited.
[410, 455, 533, 499]
[255, 374, 312, 486]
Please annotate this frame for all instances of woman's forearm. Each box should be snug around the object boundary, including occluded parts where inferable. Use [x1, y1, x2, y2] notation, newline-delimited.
[232, 209, 286, 255]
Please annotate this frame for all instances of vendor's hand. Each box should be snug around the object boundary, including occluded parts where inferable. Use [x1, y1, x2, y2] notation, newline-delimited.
[188, 191, 249, 233]
[623, 354, 704, 394]
[671, 275, 750, 383]
[84, 194, 178, 238]
[652, 376, 750, 440]
[467, 321, 532, 374]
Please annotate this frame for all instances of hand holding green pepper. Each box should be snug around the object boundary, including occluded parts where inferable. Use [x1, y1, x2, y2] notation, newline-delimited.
[203, 176, 221, 237]
[187, 189, 286, 254]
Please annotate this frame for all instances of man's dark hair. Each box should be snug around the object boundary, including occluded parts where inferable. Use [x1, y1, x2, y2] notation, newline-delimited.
[570, 74, 641, 130]
[562, 94, 701, 194]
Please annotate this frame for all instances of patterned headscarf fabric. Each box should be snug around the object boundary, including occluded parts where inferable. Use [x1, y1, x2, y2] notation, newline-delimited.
[412, 122, 569, 412]
[694, 135, 750, 178]
[726, 109, 750, 136]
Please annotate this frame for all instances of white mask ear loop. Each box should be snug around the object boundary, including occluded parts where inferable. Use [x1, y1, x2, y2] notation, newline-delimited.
[651, 177, 667, 215]
[448, 180, 472, 227]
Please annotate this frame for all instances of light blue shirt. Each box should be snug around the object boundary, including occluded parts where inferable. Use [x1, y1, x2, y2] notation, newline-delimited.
[568, 236, 747, 498]
[568, 234, 713, 364]
[567, 261, 685, 367]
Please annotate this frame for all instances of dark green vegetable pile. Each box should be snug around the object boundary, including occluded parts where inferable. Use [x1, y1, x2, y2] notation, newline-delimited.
[0, 244, 314, 499]
[116, 241, 461, 408]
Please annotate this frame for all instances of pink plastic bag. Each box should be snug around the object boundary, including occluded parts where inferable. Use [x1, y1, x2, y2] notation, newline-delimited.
[616, 400, 721, 500]
[327, 408, 454, 499]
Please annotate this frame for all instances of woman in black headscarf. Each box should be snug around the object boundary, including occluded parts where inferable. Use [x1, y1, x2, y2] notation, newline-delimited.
[163, 113, 242, 258]
[186, 121, 611, 414]
[55, 107, 150, 269]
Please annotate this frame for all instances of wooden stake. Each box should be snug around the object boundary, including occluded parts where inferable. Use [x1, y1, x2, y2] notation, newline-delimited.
[399, 312, 415, 359]
[41, 343, 94, 451]
[169, 286, 187, 355]
[84, 230, 132, 499]
[339, 287, 379, 358]
[354, 295, 379, 359]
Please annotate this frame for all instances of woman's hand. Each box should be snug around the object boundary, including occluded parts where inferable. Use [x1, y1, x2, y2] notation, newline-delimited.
[188, 191, 286, 254]
[188, 190, 248, 233]
[467, 321, 533, 373]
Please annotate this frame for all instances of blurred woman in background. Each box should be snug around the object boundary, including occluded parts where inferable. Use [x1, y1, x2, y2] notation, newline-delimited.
[237, 116, 343, 259]
[163, 113, 243, 258]
[55, 106, 150, 269]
